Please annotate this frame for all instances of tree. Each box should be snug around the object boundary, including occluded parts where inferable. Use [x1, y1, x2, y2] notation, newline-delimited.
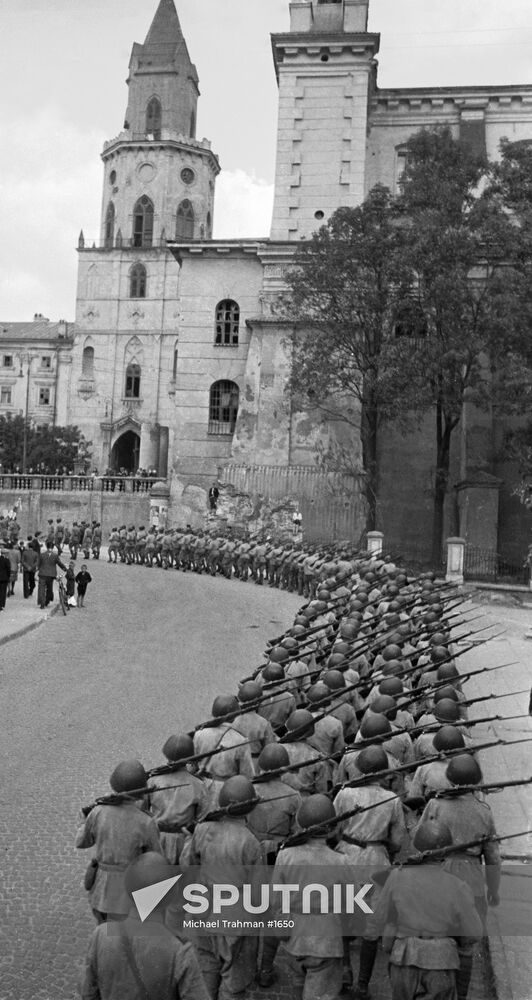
[0, 414, 90, 473]
[285, 185, 417, 528]
[396, 127, 532, 565]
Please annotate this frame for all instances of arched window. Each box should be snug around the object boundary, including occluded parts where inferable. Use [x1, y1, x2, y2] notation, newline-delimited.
[82, 346, 94, 378]
[215, 299, 240, 346]
[130, 262, 147, 298]
[133, 196, 154, 248]
[190, 110, 196, 138]
[104, 202, 115, 249]
[146, 97, 162, 138]
[208, 380, 239, 436]
[176, 200, 194, 239]
[125, 363, 141, 399]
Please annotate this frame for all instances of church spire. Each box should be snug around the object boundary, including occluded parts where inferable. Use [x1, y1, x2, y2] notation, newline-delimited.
[124, 0, 199, 138]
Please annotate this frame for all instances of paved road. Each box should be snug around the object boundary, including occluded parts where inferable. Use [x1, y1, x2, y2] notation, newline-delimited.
[0, 564, 497, 1000]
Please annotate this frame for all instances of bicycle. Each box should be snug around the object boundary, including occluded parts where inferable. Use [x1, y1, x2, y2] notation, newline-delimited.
[56, 573, 68, 616]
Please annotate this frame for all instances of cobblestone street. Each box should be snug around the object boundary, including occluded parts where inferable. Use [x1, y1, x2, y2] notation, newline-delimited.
[0, 565, 509, 999]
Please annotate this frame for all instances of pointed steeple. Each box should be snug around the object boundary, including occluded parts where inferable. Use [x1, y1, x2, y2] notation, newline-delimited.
[124, 0, 199, 137]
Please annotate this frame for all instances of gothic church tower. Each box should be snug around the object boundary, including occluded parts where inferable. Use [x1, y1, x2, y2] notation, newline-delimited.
[72, 0, 220, 476]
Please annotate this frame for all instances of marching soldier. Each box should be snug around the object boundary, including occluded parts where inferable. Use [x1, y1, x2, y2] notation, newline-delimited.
[149, 734, 208, 864]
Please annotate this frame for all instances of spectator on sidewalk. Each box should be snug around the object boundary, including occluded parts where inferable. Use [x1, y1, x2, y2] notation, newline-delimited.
[6, 542, 21, 596]
[0, 544, 11, 611]
[22, 540, 38, 599]
[65, 561, 76, 608]
[76, 565, 92, 608]
[37, 541, 67, 609]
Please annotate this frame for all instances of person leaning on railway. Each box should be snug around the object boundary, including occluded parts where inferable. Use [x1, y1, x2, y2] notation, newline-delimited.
[366, 819, 482, 1000]
[80, 852, 209, 1000]
[76, 759, 162, 924]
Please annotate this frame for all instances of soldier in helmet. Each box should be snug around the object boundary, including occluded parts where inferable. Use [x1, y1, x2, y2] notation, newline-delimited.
[69, 522, 80, 560]
[107, 527, 119, 564]
[193, 696, 254, 809]
[281, 710, 329, 797]
[269, 795, 360, 998]
[367, 819, 482, 1000]
[148, 734, 208, 864]
[91, 522, 102, 560]
[419, 753, 501, 923]
[75, 759, 161, 923]
[184, 776, 262, 1000]
[256, 663, 297, 736]
[81, 852, 209, 1000]
[232, 680, 276, 770]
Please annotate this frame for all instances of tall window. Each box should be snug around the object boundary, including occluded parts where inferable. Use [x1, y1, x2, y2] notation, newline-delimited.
[104, 202, 115, 248]
[125, 363, 141, 399]
[206, 211, 212, 237]
[133, 196, 154, 248]
[130, 263, 147, 298]
[208, 380, 239, 436]
[172, 344, 179, 379]
[176, 200, 194, 239]
[215, 299, 240, 346]
[395, 149, 408, 195]
[190, 110, 196, 138]
[82, 346, 95, 377]
[146, 97, 162, 138]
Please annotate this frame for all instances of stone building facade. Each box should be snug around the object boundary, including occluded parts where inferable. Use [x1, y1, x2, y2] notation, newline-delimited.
[0, 317, 73, 443]
[62, 0, 532, 555]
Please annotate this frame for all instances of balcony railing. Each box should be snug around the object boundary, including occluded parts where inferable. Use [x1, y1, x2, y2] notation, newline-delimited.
[0, 475, 161, 494]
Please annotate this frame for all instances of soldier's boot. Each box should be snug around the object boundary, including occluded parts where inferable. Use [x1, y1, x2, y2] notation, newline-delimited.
[456, 953, 473, 1000]
[352, 938, 378, 1000]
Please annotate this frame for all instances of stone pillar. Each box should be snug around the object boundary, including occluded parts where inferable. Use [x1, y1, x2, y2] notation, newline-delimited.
[366, 530, 384, 557]
[456, 473, 501, 551]
[446, 537, 465, 584]
[139, 422, 160, 472]
[150, 482, 170, 529]
[158, 426, 169, 479]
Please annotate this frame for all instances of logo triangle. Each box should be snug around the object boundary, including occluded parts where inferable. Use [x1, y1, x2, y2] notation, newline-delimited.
[132, 874, 182, 922]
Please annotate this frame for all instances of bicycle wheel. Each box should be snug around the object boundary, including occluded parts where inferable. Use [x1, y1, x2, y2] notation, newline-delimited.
[58, 583, 68, 616]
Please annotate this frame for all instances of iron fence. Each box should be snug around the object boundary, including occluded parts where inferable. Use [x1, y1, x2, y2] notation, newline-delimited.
[464, 545, 528, 585]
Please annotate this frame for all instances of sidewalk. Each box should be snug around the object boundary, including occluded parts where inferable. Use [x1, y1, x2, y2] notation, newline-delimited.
[460, 602, 532, 1000]
[0, 591, 57, 646]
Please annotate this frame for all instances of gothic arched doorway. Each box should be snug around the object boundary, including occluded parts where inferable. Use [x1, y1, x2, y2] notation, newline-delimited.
[111, 431, 140, 474]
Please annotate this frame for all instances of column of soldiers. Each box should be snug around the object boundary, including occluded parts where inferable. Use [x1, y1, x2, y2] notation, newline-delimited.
[76, 552, 528, 1000]
[104, 522, 363, 598]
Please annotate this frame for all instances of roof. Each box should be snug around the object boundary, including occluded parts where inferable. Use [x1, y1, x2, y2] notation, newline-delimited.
[0, 320, 73, 343]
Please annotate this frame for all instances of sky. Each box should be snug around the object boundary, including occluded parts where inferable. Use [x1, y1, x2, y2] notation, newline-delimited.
[1, 0, 532, 322]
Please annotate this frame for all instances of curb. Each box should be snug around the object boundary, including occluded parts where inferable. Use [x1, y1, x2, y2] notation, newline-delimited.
[487, 913, 516, 1000]
[0, 602, 60, 648]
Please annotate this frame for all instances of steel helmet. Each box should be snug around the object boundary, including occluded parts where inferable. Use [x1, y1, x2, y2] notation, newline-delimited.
[262, 663, 285, 683]
[238, 681, 262, 703]
[269, 645, 290, 664]
[285, 709, 315, 739]
[297, 794, 335, 831]
[281, 636, 299, 651]
[357, 746, 388, 774]
[110, 759, 147, 794]
[306, 682, 330, 705]
[430, 646, 449, 663]
[258, 744, 289, 772]
[218, 775, 258, 815]
[434, 698, 460, 723]
[433, 686, 459, 704]
[370, 695, 397, 718]
[360, 713, 392, 739]
[436, 663, 460, 681]
[378, 677, 403, 697]
[413, 820, 453, 853]
[433, 725, 465, 752]
[446, 754, 482, 786]
[327, 653, 346, 668]
[382, 644, 402, 661]
[212, 695, 239, 718]
[162, 734, 194, 762]
[323, 669, 346, 690]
